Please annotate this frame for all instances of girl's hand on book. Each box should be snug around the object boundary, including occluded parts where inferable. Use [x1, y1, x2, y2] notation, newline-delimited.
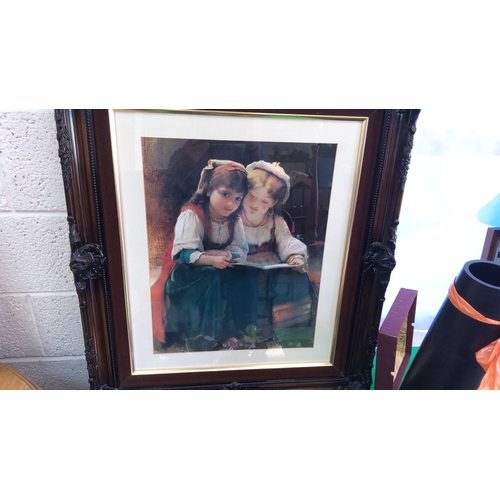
[287, 255, 306, 272]
[195, 252, 232, 268]
[210, 255, 232, 269]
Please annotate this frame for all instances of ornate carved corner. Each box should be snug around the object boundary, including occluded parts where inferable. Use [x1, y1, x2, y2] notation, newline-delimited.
[363, 241, 396, 290]
[361, 240, 399, 389]
[340, 376, 365, 390]
[222, 382, 249, 390]
[397, 109, 420, 192]
[67, 216, 106, 308]
[84, 333, 98, 388]
[66, 216, 106, 389]
[54, 110, 73, 191]
[70, 242, 106, 296]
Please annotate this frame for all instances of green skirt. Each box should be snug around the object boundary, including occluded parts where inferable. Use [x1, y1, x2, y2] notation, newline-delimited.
[165, 264, 231, 350]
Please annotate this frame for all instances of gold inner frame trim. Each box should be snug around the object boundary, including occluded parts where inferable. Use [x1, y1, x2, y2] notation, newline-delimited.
[108, 109, 369, 375]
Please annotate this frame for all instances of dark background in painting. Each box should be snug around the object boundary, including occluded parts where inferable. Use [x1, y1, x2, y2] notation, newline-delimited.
[141, 137, 337, 276]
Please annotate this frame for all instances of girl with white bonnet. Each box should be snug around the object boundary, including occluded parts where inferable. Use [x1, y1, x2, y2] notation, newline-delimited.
[242, 160, 307, 268]
[227, 160, 312, 344]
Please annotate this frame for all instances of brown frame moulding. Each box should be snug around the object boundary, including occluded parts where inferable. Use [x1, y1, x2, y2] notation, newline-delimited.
[54, 109, 420, 390]
[375, 287, 418, 390]
[481, 227, 500, 263]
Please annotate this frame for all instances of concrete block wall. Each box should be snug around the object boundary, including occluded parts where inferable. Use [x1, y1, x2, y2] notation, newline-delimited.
[0, 109, 90, 389]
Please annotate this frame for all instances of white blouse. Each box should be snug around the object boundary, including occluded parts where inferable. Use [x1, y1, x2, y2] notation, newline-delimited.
[171, 209, 248, 264]
[243, 215, 308, 263]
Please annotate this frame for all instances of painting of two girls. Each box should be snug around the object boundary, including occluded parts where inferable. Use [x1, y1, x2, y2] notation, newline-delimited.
[147, 140, 332, 353]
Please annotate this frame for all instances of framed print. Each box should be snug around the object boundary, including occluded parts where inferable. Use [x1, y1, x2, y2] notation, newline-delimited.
[481, 227, 500, 263]
[55, 109, 420, 389]
[375, 287, 418, 390]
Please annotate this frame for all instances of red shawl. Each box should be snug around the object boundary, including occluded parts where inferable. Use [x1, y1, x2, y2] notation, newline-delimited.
[150, 205, 205, 344]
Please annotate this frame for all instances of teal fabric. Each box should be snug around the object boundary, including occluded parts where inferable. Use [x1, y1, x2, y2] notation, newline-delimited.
[165, 265, 230, 350]
[371, 346, 420, 390]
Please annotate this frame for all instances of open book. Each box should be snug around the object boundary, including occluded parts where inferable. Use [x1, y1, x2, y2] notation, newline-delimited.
[231, 251, 293, 270]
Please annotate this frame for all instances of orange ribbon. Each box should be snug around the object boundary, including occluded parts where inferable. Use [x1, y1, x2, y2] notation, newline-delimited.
[448, 282, 500, 390]
[475, 339, 500, 390]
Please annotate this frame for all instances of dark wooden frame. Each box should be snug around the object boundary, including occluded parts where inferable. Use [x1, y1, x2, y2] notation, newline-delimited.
[481, 227, 500, 263]
[375, 287, 418, 390]
[54, 109, 420, 390]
